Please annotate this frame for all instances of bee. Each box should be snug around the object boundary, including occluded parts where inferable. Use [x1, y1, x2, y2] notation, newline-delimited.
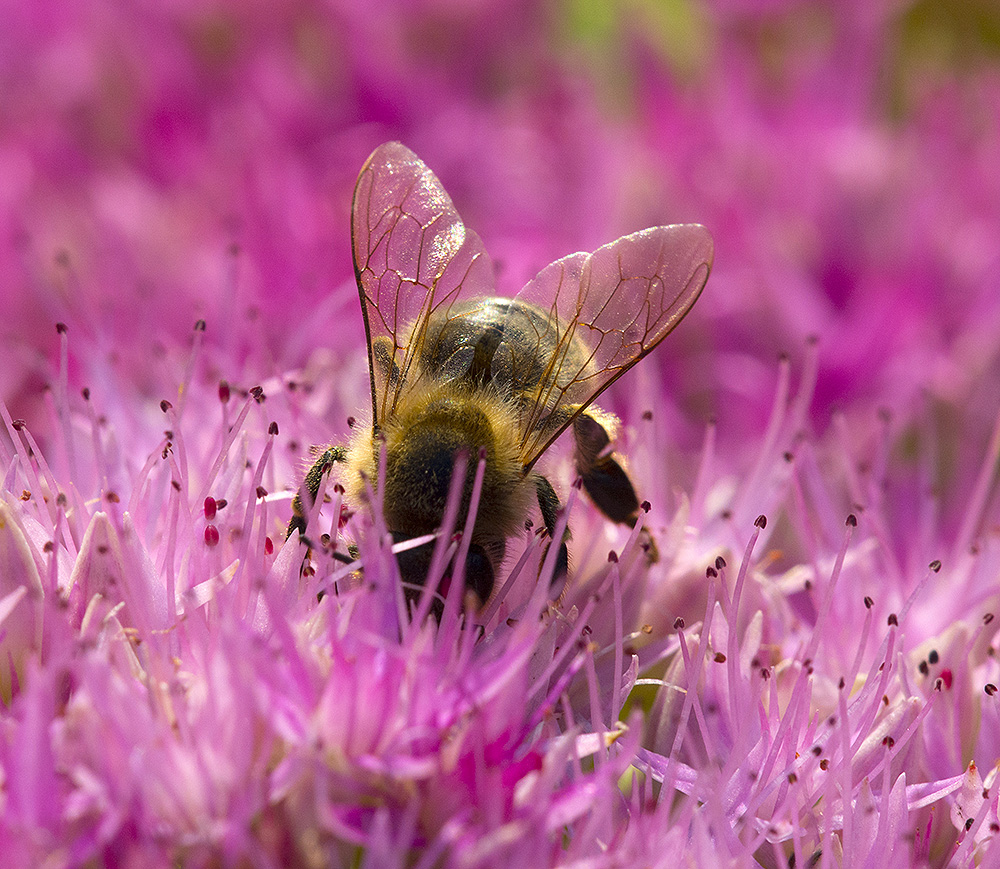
[289, 142, 712, 610]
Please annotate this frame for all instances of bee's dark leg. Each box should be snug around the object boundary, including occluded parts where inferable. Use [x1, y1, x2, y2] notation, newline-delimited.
[334, 545, 359, 565]
[572, 411, 659, 562]
[287, 445, 349, 539]
[572, 413, 639, 525]
[533, 474, 569, 582]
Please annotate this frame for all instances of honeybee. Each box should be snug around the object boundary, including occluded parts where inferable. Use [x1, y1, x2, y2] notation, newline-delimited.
[289, 142, 713, 609]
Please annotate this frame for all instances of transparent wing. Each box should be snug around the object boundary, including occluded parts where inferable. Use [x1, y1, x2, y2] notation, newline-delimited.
[352, 142, 495, 428]
[514, 224, 713, 471]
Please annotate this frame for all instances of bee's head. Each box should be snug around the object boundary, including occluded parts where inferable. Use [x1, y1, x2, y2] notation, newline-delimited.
[382, 401, 484, 532]
[376, 392, 524, 612]
[392, 532, 497, 617]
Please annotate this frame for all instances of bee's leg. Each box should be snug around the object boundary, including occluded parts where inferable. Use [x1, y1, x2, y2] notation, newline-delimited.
[572, 411, 658, 562]
[572, 412, 639, 524]
[334, 544, 359, 564]
[533, 474, 569, 582]
[287, 445, 349, 540]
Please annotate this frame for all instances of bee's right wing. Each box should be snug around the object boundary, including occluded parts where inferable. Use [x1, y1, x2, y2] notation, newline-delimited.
[514, 224, 713, 472]
[352, 142, 495, 429]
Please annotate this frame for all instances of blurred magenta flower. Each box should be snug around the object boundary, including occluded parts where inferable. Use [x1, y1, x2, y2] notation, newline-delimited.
[3, 0, 1000, 865]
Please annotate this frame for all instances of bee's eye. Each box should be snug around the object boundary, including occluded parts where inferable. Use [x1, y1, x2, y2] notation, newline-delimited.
[391, 534, 495, 616]
[464, 544, 494, 608]
[392, 534, 437, 612]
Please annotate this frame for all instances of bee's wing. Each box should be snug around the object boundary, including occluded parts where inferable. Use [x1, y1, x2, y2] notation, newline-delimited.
[515, 225, 713, 472]
[352, 142, 495, 428]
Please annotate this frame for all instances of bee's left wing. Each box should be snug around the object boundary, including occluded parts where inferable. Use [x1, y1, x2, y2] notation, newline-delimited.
[514, 225, 713, 472]
[352, 142, 495, 428]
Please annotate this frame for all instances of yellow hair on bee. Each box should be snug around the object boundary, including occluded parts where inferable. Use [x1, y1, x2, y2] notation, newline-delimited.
[345, 379, 533, 545]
